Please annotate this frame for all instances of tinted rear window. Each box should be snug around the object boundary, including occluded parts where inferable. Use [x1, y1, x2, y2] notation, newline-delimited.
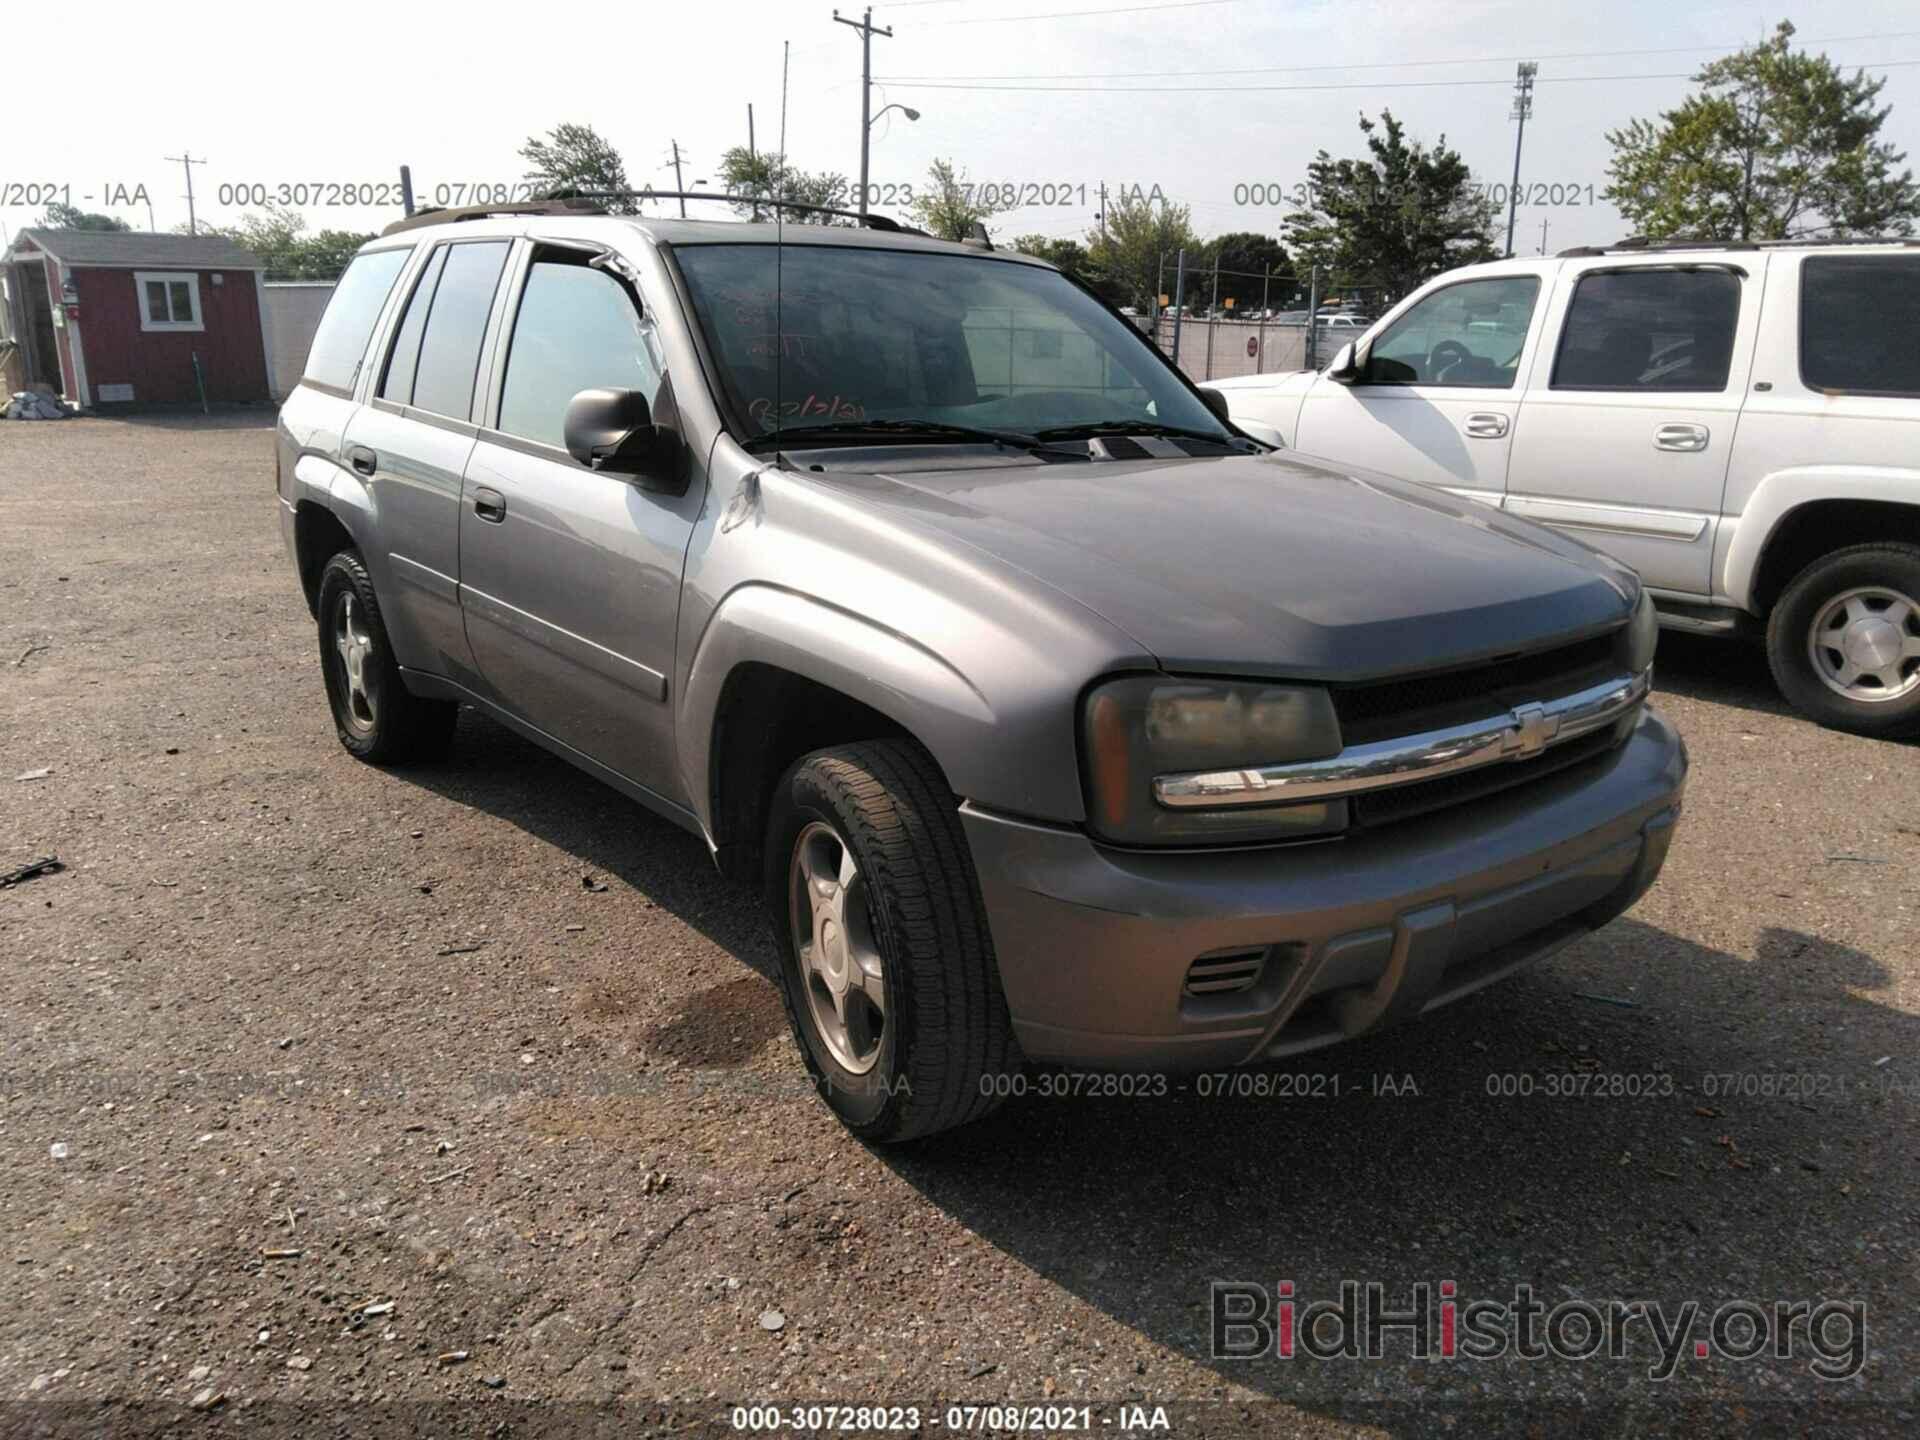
[378, 245, 448, 405]
[1801, 255, 1920, 397]
[303, 248, 409, 390]
[1552, 269, 1741, 391]
[409, 241, 509, 420]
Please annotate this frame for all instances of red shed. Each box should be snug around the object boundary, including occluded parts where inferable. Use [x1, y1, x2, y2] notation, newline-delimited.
[2, 229, 272, 408]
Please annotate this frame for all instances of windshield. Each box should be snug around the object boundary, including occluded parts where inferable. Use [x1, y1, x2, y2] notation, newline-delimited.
[671, 243, 1233, 444]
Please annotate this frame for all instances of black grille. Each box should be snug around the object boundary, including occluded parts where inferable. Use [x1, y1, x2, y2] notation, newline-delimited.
[1331, 633, 1619, 746]
[1351, 726, 1619, 830]
[1184, 949, 1267, 996]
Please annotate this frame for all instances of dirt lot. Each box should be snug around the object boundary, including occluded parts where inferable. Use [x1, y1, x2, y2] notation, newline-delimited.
[2, 414, 1916, 1436]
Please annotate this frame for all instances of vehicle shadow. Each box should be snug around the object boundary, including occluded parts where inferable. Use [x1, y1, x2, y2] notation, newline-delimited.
[880, 917, 1915, 1430]
[1651, 629, 1797, 719]
[395, 709, 1913, 1431]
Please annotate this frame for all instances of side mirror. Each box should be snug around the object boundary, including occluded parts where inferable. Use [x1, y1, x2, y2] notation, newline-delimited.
[563, 387, 681, 491]
[1325, 342, 1363, 385]
[1197, 386, 1233, 424]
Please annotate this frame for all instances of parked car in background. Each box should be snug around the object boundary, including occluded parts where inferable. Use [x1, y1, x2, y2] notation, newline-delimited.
[278, 201, 1684, 1140]
[1206, 239, 1920, 737]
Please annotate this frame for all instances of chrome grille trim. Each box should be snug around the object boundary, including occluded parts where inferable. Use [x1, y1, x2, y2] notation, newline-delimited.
[1154, 671, 1649, 810]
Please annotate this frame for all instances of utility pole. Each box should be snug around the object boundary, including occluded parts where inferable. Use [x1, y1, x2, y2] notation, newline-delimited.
[1171, 248, 1188, 365]
[833, 7, 894, 217]
[747, 105, 760, 221]
[1097, 183, 1108, 243]
[1538, 216, 1550, 255]
[165, 151, 206, 235]
[1504, 62, 1537, 258]
[670, 141, 688, 218]
[399, 165, 416, 218]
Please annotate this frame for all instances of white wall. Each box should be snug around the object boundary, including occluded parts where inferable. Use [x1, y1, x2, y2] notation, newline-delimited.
[260, 282, 335, 400]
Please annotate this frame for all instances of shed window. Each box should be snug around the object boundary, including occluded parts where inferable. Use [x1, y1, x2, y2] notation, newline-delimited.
[135, 271, 204, 332]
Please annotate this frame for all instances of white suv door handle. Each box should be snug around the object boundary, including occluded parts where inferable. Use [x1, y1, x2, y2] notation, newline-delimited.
[1463, 413, 1509, 439]
[1654, 422, 1710, 452]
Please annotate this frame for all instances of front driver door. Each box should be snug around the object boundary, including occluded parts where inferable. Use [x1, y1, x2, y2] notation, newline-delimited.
[458, 242, 701, 805]
[1293, 271, 1547, 507]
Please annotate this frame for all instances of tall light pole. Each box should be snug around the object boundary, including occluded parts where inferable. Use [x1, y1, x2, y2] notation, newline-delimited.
[1504, 62, 1537, 258]
[833, 7, 894, 217]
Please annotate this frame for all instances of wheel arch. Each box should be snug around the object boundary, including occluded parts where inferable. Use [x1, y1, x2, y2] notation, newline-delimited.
[682, 585, 1006, 883]
[1729, 472, 1920, 615]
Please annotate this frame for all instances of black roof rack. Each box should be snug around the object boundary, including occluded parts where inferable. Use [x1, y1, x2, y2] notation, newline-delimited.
[1557, 234, 1919, 258]
[379, 189, 929, 239]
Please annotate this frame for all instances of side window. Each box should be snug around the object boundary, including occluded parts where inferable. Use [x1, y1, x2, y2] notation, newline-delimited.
[1552, 269, 1741, 392]
[377, 245, 448, 405]
[1800, 255, 1920, 397]
[303, 248, 409, 390]
[496, 255, 664, 449]
[1367, 276, 1540, 387]
[408, 241, 510, 420]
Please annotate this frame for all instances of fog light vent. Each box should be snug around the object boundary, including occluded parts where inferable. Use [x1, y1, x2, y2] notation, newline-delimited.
[1184, 948, 1267, 996]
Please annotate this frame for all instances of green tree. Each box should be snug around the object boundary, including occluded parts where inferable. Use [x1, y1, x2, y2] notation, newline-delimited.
[1605, 20, 1919, 240]
[1009, 235, 1126, 304]
[520, 123, 638, 214]
[907, 159, 1009, 242]
[39, 202, 130, 232]
[716, 147, 853, 223]
[1085, 191, 1198, 311]
[1282, 110, 1497, 305]
[1200, 232, 1292, 311]
[193, 206, 374, 280]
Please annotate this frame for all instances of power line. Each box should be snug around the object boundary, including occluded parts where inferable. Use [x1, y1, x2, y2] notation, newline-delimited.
[884, 60, 1920, 94]
[879, 29, 1920, 81]
[921, 0, 1254, 25]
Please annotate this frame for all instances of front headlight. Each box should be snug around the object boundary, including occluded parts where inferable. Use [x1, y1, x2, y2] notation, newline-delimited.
[1622, 588, 1658, 676]
[1081, 676, 1344, 846]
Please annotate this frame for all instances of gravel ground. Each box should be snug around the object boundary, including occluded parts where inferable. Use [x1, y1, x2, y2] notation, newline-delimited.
[2, 414, 1915, 1437]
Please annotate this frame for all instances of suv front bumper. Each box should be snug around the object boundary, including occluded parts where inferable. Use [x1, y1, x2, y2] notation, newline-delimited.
[962, 707, 1686, 1069]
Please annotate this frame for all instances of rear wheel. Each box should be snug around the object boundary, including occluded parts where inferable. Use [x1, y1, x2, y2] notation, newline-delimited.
[763, 738, 1019, 1142]
[1766, 543, 1920, 739]
[315, 550, 457, 763]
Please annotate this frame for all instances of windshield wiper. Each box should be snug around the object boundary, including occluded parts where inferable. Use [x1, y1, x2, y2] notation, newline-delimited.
[1034, 420, 1247, 447]
[746, 419, 1084, 458]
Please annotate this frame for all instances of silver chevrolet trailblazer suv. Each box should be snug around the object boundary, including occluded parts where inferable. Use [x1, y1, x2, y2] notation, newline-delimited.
[276, 198, 1686, 1140]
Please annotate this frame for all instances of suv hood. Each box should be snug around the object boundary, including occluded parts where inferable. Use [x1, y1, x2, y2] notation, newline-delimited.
[832, 451, 1637, 680]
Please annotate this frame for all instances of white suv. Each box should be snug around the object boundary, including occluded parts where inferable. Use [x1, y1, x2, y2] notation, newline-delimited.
[1209, 239, 1920, 737]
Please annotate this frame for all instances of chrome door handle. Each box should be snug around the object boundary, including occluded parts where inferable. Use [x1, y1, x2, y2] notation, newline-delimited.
[1654, 423, 1710, 452]
[1463, 413, 1509, 439]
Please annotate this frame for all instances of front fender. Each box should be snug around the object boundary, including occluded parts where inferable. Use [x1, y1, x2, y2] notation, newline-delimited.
[679, 582, 1078, 839]
[1723, 466, 1920, 612]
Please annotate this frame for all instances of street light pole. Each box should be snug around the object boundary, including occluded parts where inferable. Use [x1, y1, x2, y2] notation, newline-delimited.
[833, 7, 894, 218]
[1504, 62, 1537, 258]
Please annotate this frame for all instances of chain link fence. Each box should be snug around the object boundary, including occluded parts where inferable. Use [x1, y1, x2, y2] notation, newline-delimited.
[1136, 262, 1393, 383]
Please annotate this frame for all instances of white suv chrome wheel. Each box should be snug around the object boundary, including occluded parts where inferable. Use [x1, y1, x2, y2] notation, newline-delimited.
[1806, 586, 1920, 703]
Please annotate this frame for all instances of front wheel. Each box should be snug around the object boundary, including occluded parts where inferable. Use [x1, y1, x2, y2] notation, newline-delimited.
[1766, 543, 1920, 739]
[763, 739, 1020, 1142]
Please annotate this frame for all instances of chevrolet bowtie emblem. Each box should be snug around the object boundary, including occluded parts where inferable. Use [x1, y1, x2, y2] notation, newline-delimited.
[1503, 702, 1559, 759]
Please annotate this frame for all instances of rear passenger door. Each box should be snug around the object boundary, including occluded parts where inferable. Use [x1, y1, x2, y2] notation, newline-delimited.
[458, 241, 699, 804]
[1504, 261, 1762, 596]
[341, 237, 512, 687]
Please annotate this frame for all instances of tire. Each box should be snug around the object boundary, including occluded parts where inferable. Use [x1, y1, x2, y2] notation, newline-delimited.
[1765, 543, 1920, 740]
[763, 738, 1020, 1142]
[315, 549, 458, 763]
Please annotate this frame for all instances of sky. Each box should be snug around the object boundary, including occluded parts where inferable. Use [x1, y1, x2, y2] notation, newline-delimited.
[7, 0, 1919, 259]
